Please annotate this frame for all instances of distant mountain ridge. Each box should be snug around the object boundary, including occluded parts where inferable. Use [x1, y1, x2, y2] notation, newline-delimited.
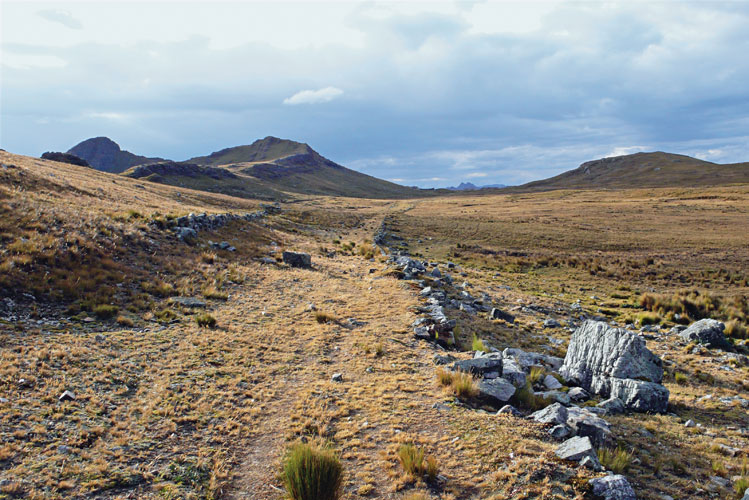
[515, 151, 749, 191]
[67, 137, 165, 174]
[63, 135, 422, 199]
[446, 182, 507, 191]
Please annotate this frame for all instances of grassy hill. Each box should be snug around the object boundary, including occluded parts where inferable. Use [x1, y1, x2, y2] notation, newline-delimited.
[515, 151, 749, 191]
[187, 136, 424, 199]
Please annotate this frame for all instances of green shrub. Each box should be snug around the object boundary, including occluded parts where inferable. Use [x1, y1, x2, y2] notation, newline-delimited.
[155, 308, 178, 322]
[735, 477, 749, 499]
[471, 334, 487, 352]
[282, 442, 343, 500]
[637, 311, 661, 326]
[674, 372, 689, 385]
[93, 304, 118, 319]
[195, 314, 217, 328]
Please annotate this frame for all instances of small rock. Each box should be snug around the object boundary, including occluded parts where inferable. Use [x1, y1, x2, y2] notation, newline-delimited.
[589, 475, 636, 500]
[549, 424, 572, 440]
[555, 435, 595, 462]
[568, 387, 589, 402]
[283, 251, 312, 269]
[580, 454, 603, 471]
[478, 378, 516, 405]
[544, 318, 561, 328]
[543, 374, 563, 390]
[59, 390, 76, 402]
[531, 402, 568, 425]
[497, 405, 522, 417]
[490, 308, 515, 323]
[331, 373, 343, 382]
[597, 397, 626, 415]
[452, 357, 503, 376]
[58, 445, 72, 454]
[684, 419, 696, 427]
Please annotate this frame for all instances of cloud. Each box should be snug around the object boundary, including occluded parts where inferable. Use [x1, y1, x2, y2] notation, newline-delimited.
[37, 9, 82, 30]
[283, 87, 343, 105]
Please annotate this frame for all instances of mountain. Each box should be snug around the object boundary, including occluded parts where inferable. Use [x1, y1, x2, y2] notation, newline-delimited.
[516, 152, 749, 191]
[446, 182, 507, 191]
[184, 136, 423, 199]
[67, 137, 165, 173]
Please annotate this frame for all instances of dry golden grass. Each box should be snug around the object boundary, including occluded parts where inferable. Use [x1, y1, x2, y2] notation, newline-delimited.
[2, 152, 748, 499]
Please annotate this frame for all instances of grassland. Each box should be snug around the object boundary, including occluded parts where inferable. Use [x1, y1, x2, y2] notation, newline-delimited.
[1, 151, 748, 499]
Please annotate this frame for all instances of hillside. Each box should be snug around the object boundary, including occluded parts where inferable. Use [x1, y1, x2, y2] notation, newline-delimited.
[67, 136, 165, 173]
[122, 161, 287, 200]
[1, 149, 749, 500]
[516, 151, 749, 191]
[188, 136, 424, 199]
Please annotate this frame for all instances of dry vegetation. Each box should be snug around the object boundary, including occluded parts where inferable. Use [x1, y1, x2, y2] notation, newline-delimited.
[1, 151, 748, 499]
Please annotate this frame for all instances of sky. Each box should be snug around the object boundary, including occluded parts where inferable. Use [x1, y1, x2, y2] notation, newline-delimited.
[2, 1, 749, 188]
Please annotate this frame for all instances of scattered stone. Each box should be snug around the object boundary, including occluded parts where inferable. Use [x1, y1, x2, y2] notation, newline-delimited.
[596, 397, 626, 415]
[57, 445, 72, 454]
[453, 356, 503, 376]
[566, 406, 612, 447]
[433, 354, 456, 365]
[478, 378, 516, 405]
[503, 348, 563, 372]
[580, 454, 604, 471]
[589, 475, 636, 500]
[679, 319, 729, 349]
[490, 308, 515, 323]
[684, 419, 696, 428]
[543, 374, 563, 390]
[283, 251, 312, 269]
[94, 334, 106, 343]
[531, 403, 568, 425]
[501, 359, 527, 387]
[431, 267, 442, 278]
[175, 227, 198, 242]
[555, 435, 596, 462]
[331, 373, 343, 382]
[544, 318, 561, 328]
[169, 297, 207, 308]
[59, 390, 76, 402]
[549, 424, 572, 440]
[568, 387, 589, 402]
[259, 257, 276, 265]
[497, 405, 522, 417]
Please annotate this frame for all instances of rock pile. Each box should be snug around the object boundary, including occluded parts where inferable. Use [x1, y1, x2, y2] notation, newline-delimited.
[151, 208, 276, 243]
[560, 320, 669, 413]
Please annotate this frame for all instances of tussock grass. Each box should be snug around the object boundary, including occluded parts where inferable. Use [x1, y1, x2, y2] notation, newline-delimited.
[397, 444, 439, 481]
[195, 314, 217, 328]
[116, 315, 134, 327]
[202, 286, 228, 300]
[597, 447, 633, 473]
[735, 477, 749, 499]
[314, 312, 336, 324]
[93, 304, 118, 319]
[282, 443, 343, 500]
[674, 372, 689, 385]
[436, 368, 478, 399]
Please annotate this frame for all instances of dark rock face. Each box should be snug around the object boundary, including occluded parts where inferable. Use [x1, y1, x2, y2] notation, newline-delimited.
[282, 251, 312, 269]
[560, 320, 669, 413]
[67, 137, 165, 173]
[40, 152, 90, 167]
[125, 162, 237, 180]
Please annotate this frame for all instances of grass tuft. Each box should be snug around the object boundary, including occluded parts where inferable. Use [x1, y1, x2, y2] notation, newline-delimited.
[315, 312, 336, 324]
[93, 304, 118, 319]
[471, 334, 487, 352]
[282, 442, 343, 500]
[397, 444, 438, 481]
[195, 314, 217, 328]
[597, 447, 634, 474]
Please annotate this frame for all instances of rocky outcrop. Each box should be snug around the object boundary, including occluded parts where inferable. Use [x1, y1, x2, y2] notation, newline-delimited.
[679, 318, 729, 348]
[125, 161, 237, 180]
[560, 321, 668, 413]
[41, 152, 90, 167]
